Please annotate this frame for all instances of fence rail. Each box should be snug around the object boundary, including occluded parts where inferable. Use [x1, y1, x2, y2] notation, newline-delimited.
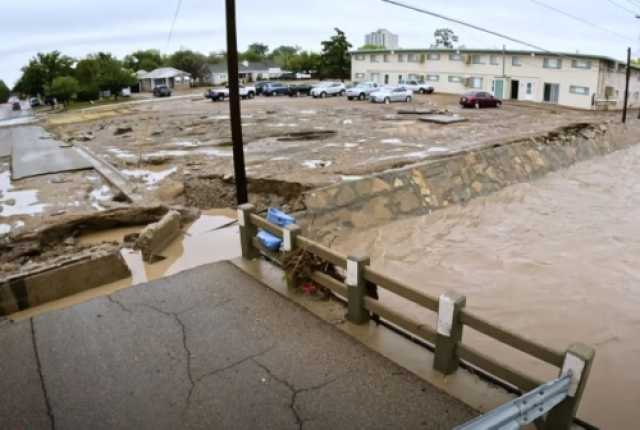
[238, 204, 595, 430]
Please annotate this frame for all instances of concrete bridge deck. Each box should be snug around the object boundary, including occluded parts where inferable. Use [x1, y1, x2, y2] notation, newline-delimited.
[0, 261, 475, 430]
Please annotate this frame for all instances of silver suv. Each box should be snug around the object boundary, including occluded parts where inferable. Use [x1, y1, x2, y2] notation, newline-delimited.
[310, 82, 346, 98]
[346, 82, 380, 101]
[402, 80, 434, 94]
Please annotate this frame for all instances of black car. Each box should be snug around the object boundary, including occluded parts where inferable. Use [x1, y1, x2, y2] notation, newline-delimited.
[11, 101, 21, 111]
[255, 81, 275, 95]
[288, 83, 313, 97]
[153, 85, 172, 97]
[262, 82, 290, 97]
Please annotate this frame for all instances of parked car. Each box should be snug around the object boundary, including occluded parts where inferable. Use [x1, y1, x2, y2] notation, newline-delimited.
[459, 91, 502, 108]
[370, 86, 413, 104]
[255, 81, 275, 95]
[29, 97, 40, 108]
[310, 82, 346, 98]
[11, 101, 21, 111]
[288, 83, 313, 97]
[153, 85, 172, 97]
[208, 84, 257, 101]
[346, 82, 380, 101]
[402, 80, 434, 94]
[262, 82, 290, 96]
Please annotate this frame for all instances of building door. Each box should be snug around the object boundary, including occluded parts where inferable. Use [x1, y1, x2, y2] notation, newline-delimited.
[523, 81, 535, 101]
[543, 83, 559, 103]
[511, 80, 519, 99]
[384, 74, 389, 84]
[493, 79, 504, 99]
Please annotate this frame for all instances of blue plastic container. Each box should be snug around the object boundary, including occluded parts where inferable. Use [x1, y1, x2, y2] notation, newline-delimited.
[257, 208, 296, 251]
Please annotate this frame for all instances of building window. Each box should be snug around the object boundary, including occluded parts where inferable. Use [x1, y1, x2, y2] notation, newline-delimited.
[526, 82, 533, 95]
[383, 54, 389, 63]
[449, 53, 463, 61]
[490, 55, 500, 65]
[355, 73, 365, 79]
[467, 77, 483, 88]
[371, 54, 379, 63]
[407, 53, 418, 63]
[398, 53, 405, 62]
[448, 75, 464, 83]
[427, 53, 440, 60]
[544, 57, 562, 69]
[572, 59, 591, 69]
[398, 75, 404, 84]
[569, 85, 589, 95]
[355, 54, 365, 61]
[426, 74, 440, 82]
[512, 56, 522, 66]
[471, 55, 485, 64]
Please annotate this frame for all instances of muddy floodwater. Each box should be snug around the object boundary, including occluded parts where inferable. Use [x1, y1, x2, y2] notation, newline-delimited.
[334, 144, 640, 428]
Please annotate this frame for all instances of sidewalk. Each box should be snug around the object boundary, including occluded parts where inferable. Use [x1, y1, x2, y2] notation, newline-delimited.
[0, 261, 475, 430]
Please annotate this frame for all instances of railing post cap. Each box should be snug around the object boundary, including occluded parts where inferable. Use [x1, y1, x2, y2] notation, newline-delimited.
[347, 254, 371, 265]
[440, 291, 466, 307]
[285, 223, 302, 232]
[238, 203, 255, 212]
[567, 343, 595, 362]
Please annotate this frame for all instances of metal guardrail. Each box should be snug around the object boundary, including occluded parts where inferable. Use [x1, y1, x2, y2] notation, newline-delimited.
[237, 204, 596, 430]
[455, 373, 572, 430]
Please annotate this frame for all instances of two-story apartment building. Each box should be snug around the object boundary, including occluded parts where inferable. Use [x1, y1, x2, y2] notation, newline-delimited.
[350, 48, 640, 110]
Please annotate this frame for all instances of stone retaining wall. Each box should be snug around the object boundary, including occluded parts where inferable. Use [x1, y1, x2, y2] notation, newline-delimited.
[302, 121, 628, 241]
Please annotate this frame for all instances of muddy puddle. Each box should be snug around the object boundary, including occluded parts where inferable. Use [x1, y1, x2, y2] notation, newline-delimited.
[333, 144, 640, 428]
[10, 210, 240, 321]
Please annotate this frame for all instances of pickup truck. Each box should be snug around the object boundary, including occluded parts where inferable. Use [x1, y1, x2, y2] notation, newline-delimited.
[345, 82, 380, 101]
[207, 85, 256, 101]
[402, 80, 434, 94]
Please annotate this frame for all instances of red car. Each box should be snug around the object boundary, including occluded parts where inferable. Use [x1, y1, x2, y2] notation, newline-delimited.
[460, 91, 502, 108]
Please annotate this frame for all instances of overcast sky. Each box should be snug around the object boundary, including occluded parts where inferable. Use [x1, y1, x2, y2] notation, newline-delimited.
[2, 0, 640, 86]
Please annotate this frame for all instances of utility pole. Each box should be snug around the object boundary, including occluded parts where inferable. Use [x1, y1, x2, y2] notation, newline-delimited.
[622, 46, 631, 123]
[225, 0, 248, 204]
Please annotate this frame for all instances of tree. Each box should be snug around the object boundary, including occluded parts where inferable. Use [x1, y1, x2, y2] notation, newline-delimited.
[207, 51, 226, 64]
[433, 28, 459, 49]
[288, 51, 322, 74]
[0, 80, 10, 103]
[46, 76, 79, 106]
[168, 49, 208, 81]
[320, 28, 352, 80]
[13, 51, 73, 96]
[270, 45, 300, 69]
[123, 49, 165, 71]
[359, 44, 384, 50]
[242, 43, 269, 62]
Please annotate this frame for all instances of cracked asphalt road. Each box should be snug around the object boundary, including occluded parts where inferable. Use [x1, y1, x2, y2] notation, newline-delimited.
[0, 261, 476, 429]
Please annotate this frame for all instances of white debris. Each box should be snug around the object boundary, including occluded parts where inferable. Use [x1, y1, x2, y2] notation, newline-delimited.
[0, 171, 47, 216]
[121, 167, 177, 186]
[303, 160, 332, 169]
[301, 110, 317, 115]
[381, 138, 403, 144]
[428, 146, 449, 153]
[341, 175, 364, 181]
[343, 119, 353, 125]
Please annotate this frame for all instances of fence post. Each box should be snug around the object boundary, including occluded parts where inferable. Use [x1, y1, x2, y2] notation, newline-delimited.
[544, 343, 595, 430]
[283, 224, 301, 289]
[346, 255, 371, 324]
[434, 292, 466, 375]
[237, 203, 260, 260]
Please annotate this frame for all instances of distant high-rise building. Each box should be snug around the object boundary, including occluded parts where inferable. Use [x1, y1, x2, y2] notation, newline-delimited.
[365, 29, 399, 49]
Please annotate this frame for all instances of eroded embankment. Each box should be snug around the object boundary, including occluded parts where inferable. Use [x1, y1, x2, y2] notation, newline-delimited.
[301, 121, 629, 241]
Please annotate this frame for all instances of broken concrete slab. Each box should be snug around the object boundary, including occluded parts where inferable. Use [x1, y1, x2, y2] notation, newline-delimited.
[0, 248, 130, 315]
[135, 210, 182, 262]
[419, 115, 468, 124]
[10, 126, 93, 180]
[397, 109, 437, 115]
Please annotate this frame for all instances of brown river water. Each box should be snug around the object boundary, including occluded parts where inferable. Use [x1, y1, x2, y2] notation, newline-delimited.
[334, 144, 640, 429]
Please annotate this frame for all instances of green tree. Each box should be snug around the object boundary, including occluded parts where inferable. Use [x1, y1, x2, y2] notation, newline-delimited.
[13, 51, 73, 96]
[123, 49, 165, 71]
[288, 51, 322, 73]
[46, 76, 80, 106]
[270, 45, 300, 69]
[242, 43, 269, 62]
[168, 49, 208, 81]
[359, 44, 384, 50]
[320, 28, 352, 80]
[433, 28, 459, 49]
[207, 51, 226, 64]
[0, 80, 10, 103]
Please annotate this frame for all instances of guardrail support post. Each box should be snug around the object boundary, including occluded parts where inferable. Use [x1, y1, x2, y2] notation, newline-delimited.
[283, 224, 301, 289]
[434, 292, 466, 375]
[238, 203, 260, 260]
[346, 255, 371, 324]
[544, 343, 595, 430]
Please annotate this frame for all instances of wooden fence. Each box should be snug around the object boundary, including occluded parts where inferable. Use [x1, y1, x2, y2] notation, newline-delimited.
[238, 204, 595, 430]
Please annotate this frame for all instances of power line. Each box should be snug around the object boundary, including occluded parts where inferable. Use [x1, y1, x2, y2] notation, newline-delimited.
[166, 0, 184, 50]
[606, 0, 639, 16]
[381, 0, 552, 52]
[528, 0, 635, 42]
